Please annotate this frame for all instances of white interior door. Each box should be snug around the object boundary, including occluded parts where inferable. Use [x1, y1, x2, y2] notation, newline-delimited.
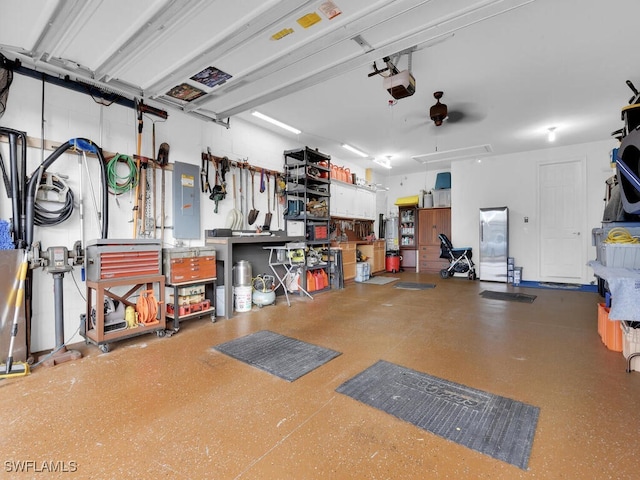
[538, 158, 586, 281]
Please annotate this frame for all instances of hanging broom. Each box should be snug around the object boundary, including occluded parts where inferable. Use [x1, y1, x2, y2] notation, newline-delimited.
[0, 251, 30, 378]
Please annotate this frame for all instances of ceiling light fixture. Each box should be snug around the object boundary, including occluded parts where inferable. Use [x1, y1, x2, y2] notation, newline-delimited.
[413, 144, 493, 164]
[342, 144, 369, 157]
[251, 111, 301, 134]
[547, 127, 557, 142]
[373, 156, 392, 169]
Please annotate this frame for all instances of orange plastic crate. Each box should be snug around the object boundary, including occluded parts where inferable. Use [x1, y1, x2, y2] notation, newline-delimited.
[597, 303, 623, 352]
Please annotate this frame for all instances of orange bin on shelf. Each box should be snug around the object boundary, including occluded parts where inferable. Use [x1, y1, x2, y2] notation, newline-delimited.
[598, 303, 623, 352]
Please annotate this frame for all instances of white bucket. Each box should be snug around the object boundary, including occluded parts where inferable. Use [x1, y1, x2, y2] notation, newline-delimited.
[424, 192, 433, 208]
[234, 285, 252, 312]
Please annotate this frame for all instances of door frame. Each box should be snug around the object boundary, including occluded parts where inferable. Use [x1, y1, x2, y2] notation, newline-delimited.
[536, 156, 588, 283]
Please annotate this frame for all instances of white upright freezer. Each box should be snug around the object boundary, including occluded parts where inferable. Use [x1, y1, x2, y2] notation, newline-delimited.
[479, 207, 509, 282]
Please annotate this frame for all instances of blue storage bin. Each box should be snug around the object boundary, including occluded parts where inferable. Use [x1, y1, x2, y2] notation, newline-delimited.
[434, 172, 451, 190]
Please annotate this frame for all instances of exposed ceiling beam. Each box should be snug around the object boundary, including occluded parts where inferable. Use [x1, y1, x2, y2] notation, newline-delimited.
[94, 0, 210, 83]
[208, 0, 536, 120]
[32, 0, 103, 62]
[181, 0, 415, 113]
[146, 0, 318, 98]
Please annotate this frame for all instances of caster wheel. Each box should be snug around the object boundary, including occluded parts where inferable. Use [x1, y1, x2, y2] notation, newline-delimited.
[211, 315, 217, 323]
[157, 330, 166, 338]
[440, 269, 449, 279]
[99, 344, 110, 353]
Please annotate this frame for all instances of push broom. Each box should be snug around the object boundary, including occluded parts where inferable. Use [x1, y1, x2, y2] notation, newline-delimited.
[1, 251, 30, 378]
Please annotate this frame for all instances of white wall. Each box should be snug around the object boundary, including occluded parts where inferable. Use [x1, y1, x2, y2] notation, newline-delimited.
[0, 74, 301, 352]
[451, 141, 615, 284]
[383, 140, 616, 284]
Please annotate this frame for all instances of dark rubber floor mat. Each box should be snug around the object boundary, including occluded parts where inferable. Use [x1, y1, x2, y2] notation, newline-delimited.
[213, 330, 341, 382]
[394, 282, 436, 290]
[480, 290, 536, 303]
[337, 360, 539, 470]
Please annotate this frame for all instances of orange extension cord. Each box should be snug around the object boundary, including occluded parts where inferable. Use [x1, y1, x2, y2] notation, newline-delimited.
[136, 290, 159, 326]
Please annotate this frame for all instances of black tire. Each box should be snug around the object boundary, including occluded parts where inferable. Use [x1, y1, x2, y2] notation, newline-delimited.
[440, 269, 449, 279]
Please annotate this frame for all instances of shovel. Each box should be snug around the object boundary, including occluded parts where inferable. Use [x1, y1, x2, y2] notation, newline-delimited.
[248, 169, 259, 225]
[263, 172, 272, 230]
[232, 168, 243, 229]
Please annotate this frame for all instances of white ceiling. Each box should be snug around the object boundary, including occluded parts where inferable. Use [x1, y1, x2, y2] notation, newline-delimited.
[0, 0, 637, 175]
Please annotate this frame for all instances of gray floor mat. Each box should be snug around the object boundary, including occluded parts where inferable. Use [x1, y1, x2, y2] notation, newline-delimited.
[480, 290, 536, 303]
[361, 276, 399, 285]
[336, 360, 539, 470]
[394, 282, 436, 290]
[213, 330, 341, 382]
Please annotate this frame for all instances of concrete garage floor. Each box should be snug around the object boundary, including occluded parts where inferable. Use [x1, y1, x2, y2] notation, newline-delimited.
[1, 272, 639, 479]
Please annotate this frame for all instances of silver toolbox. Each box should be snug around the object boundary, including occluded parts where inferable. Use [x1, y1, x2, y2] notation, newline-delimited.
[86, 239, 162, 282]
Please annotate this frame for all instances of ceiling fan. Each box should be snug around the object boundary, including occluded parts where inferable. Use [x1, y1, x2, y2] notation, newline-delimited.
[429, 91, 448, 126]
[429, 91, 484, 126]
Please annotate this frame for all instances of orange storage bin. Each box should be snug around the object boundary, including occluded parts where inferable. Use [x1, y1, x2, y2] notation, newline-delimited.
[598, 303, 623, 352]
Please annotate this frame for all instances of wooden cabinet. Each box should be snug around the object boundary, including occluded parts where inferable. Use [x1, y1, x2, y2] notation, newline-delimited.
[336, 242, 357, 281]
[417, 208, 451, 274]
[372, 240, 385, 273]
[357, 240, 386, 274]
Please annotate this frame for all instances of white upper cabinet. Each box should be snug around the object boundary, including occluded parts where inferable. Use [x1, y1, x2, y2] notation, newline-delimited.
[330, 182, 376, 220]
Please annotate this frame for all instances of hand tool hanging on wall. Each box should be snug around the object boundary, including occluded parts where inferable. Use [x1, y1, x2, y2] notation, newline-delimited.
[132, 100, 143, 236]
[263, 172, 272, 230]
[248, 169, 259, 225]
[201, 148, 212, 194]
[157, 142, 170, 245]
[260, 168, 266, 193]
[131, 100, 168, 238]
[150, 123, 157, 238]
[209, 159, 226, 213]
[228, 167, 243, 229]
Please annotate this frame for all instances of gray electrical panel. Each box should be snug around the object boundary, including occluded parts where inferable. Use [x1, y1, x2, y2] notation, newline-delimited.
[172, 161, 201, 239]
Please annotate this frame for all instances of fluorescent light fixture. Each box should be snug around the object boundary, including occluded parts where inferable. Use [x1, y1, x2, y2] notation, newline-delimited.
[373, 157, 392, 169]
[547, 127, 557, 142]
[251, 111, 301, 134]
[342, 143, 369, 157]
[413, 144, 493, 164]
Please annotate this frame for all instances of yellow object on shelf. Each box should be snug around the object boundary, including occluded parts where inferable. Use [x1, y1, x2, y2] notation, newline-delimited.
[297, 12, 321, 28]
[394, 195, 420, 206]
[271, 28, 294, 40]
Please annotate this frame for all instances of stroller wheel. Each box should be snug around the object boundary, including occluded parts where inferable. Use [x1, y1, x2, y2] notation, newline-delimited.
[440, 269, 450, 279]
[468, 270, 477, 280]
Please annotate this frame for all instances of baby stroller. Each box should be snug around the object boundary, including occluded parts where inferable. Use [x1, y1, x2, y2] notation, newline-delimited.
[438, 233, 477, 280]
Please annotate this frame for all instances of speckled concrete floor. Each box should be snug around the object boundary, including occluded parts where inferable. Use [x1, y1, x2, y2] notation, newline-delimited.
[1, 272, 639, 479]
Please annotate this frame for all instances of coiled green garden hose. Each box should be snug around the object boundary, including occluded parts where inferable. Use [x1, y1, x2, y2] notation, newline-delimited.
[106, 153, 138, 195]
